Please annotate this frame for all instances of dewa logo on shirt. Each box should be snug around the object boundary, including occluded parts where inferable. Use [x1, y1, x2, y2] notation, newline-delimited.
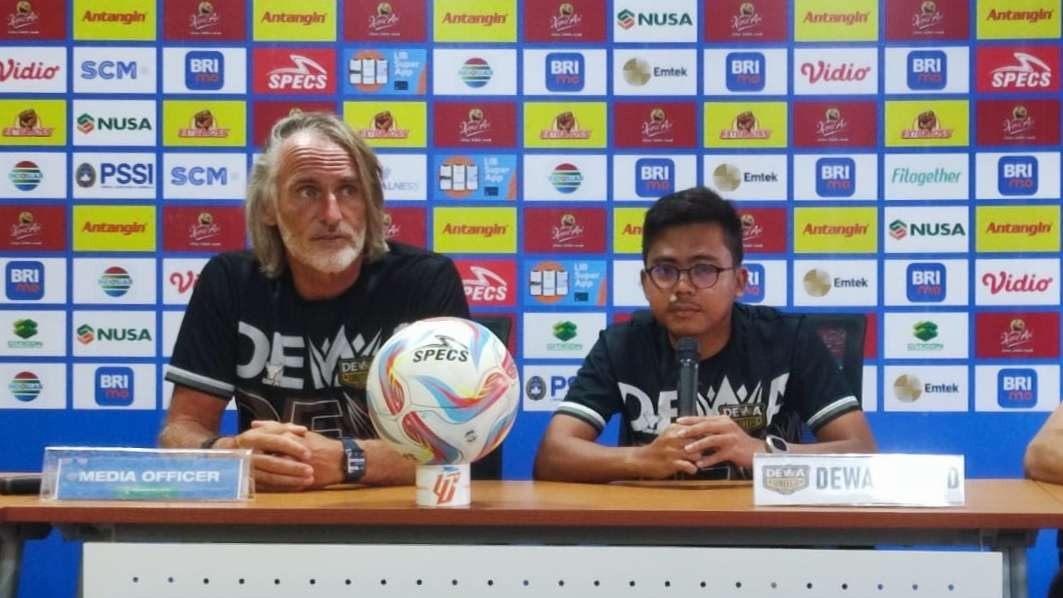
[978, 0, 1059, 39]
[252, 0, 335, 41]
[433, 207, 516, 253]
[73, 0, 155, 40]
[343, 101, 427, 148]
[433, 0, 516, 42]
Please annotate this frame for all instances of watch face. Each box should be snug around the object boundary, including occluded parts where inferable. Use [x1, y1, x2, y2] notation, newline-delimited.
[768, 436, 788, 452]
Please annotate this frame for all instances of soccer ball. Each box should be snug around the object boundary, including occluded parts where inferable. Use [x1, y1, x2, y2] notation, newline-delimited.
[366, 317, 519, 465]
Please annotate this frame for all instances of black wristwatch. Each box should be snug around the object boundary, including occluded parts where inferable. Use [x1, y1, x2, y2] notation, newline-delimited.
[765, 434, 790, 454]
[340, 437, 366, 483]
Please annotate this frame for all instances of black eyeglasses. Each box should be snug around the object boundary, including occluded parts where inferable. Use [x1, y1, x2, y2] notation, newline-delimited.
[643, 263, 736, 290]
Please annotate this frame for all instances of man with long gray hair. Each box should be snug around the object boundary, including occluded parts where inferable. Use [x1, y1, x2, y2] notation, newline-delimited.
[160, 112, 474, 490]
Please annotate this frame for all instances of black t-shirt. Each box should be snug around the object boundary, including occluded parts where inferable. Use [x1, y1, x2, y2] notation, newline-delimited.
[165, 243, 469, 440]
[555, 303, 861, 479]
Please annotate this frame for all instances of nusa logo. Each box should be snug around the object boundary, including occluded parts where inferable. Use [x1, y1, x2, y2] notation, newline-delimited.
[907, 50, 946, 91]
[95, 366, 134, 406]
[997, 155, 1037, 196]
[815, 157, 855, 197]
[635, 158, 674, 197]
[726, 52, 765, 92]
[171, 165, 228, 186]
[998, 368, 1036, 408]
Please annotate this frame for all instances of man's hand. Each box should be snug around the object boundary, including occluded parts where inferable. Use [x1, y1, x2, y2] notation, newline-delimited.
[231, 421, 315, 491]
[627, 423, 702, 479]
[675, 415, 765, 469]
[290, 430, 346, 488]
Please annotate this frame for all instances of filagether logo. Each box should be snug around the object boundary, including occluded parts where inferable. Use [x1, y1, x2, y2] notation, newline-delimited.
[8, 1, 39, 31]
[721, 111, 770, 140]
[189, 1, 221, 32]
[762, 465, 810, 495]
[641, 107, 673, 142]
[551, 2, 582, 35]
[369, 2, 399, 33]
[3, 108, 52, 138]
[541, 111, 591, 140]
[732, 2, 763, 34]
[913, 0, 944, 32]
[1001, 104, 1035, 140]
[178, 109, 230, 139]
[359, 110, 409, 139]
[901, 110, 952, 139]
[1001, 318, 1034, 353]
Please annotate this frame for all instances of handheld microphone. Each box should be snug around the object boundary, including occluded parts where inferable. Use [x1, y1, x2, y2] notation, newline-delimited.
[675, 337, 699, 419]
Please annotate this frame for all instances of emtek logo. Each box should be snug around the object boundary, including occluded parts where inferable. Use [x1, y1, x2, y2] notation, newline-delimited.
[635, 158, 674, 197]
[95, 366, 134, 406]
[907, 50, 946, 91]
[906, 263, 946, 303]
[186, 51, 223, 91]
[5, 261, 43, 300]
[726, 52, 765, 92]
[171, 166, 228, 186]
[815, 157, 855, 197]
[546, 52, 584, 92]
[998, 368, 1036, 408]
[742, 263, 765, 303]
[997, 155, 1037, 196]
[80, 60, 138, 80]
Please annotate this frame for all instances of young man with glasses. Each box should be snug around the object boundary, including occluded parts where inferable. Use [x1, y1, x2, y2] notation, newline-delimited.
[534, 187, 876, 482]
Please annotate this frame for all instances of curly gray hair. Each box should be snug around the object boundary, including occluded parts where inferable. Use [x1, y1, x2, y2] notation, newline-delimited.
[246, 111, 388, 278]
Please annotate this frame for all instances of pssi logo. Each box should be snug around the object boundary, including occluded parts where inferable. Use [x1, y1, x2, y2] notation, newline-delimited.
[5, 260, 43, 300]
[997, 368, 1036, 408]
[546, 52, 583, 92]
[742, 263, 765, 302]
[997, 155, 1037, 196]
[95, 366, 134, 406]
[635, 158, 674, 197]
[815, 157, 854, 197]
[726, 52, 764, 92]
[906, 262, 946, 302]
[907, 50, 946, 90]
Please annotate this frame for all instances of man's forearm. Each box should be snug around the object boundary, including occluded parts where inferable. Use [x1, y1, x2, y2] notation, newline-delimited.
[534, 436, 647, 482]
[1025, 432, 1063, 484]
[158, 419, 217, 449]
[359, 439, 416, 485]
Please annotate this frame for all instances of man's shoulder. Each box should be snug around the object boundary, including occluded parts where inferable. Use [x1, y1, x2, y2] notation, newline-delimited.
[372, 242, 457, 278]
[600, 311, 662, 348]
[201, 250, 265, 285]
[734, 303, 802, 334]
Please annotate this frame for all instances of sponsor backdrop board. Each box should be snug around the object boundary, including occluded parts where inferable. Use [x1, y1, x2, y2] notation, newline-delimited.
[1, 0, 1062, 595]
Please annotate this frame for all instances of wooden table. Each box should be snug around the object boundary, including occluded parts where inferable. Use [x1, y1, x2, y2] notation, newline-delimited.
[3, 480, 1063, 598]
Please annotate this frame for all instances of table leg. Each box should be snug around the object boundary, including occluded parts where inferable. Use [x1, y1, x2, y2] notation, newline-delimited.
[992, 532, 1034, 598]
[0, 525, 23, 598]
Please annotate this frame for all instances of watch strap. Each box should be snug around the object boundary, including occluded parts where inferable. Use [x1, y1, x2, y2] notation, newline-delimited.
[340, 436, 366, 483]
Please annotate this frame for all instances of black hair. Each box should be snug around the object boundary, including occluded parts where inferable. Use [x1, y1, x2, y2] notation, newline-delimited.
[641, 187, 744, 266]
